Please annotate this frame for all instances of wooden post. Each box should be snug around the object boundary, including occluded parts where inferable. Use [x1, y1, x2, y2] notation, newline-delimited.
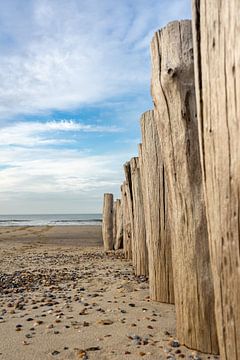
[113, 200, 117, 246]
[130, 157, 148, 276]
[121, 182, 132, 259]
[151, 20, 218, 353]
[192, 2, 240, 358]
[114, 199, 123, 250]
[102, 193, 114, 251]
[124, 162, 135, 263]
[139, 111, 174, 304]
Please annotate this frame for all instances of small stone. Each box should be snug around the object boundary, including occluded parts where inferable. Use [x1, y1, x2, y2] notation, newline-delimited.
[128, 303, 135, 307]
[97, 319, 113, 325]
[85, 346, 100, 351]
[139, 352, 146, 356]
[34, 320, 43, 326]
[170, 339, 180, 348]
[51, 350, 60, 356]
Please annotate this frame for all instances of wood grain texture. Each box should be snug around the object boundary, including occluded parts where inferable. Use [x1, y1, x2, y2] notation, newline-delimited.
[124, 162, 135, 264]
[102, 193, 114, 251]
[121, 181, 132, 259]
[114, 199, 123, 250]
[192, 2, 240, 358]
[139, 110, 174, 303]
[113, 200, 117, 247]
[130, 157, 148, 276]
[151, 20, 218, 353]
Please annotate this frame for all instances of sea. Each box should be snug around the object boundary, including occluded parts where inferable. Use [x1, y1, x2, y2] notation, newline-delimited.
[0, 214, 102, 227]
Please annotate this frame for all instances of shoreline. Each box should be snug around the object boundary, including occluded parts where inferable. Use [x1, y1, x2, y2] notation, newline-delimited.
[0, 225, 103, 247]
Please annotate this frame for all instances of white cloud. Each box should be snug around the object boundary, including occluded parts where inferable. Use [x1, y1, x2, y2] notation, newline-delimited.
[0, 0, 191, 213]
[0, 120, 121, 146]
[0, 0, 191, 119]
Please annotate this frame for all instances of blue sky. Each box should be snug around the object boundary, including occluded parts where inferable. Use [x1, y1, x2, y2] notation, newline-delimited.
[0, 0, 191, 214]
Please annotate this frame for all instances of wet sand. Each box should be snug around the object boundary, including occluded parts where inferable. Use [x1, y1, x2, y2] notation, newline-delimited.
[0, 226, 220, 360]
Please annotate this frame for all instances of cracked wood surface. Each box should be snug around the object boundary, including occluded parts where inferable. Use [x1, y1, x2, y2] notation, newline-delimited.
[102, 193, 114, 251]
[139, 110, 174, 304]
[192, 1, 240, 358]
[121, 182, 132, 260]
[151, 20, 218, 353]
[130, 157, 148, 276]
[114, 199, 123, 250]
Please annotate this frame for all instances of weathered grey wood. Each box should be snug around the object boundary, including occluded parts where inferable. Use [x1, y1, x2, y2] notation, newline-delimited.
[192, 2, 240, 358]
[124, 162, 135, 263]
[121, 182, 132, 259]
[130, 157, 148, 276]
[151, 20, 218, 353]
[113, 200, 117, 246]
[114, 199, 123, 250]
[139, 110, 174, 304]
[102, 193, 114, 251]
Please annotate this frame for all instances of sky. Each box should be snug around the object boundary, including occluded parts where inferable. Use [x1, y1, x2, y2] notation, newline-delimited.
[0, 0, 191, 214]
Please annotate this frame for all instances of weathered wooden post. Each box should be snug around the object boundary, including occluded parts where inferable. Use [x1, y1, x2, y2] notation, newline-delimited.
[121, 182, 132, 259]
[151, 20, 218, 353]
[192, 2, 240, 358]
[114, 199, 123, 250]
[130, 157, 148, 276]
[113, 200, 117, 246]
[124, 162, 135, 263]
[139, 110, 174, 303]
[102, 193, 114, 251]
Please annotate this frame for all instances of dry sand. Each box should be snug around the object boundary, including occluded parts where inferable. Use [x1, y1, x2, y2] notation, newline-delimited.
[0, 226, 220, 360]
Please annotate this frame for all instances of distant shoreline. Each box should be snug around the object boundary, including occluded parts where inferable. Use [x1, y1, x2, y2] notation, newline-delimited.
[0, 225, 103, 247]
[0, 213, 102, 227]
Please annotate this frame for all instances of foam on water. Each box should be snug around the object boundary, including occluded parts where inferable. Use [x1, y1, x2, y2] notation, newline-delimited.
[0, 214, 102, 227]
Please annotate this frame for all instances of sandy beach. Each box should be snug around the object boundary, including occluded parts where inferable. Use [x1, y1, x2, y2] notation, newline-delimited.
[0, 226, 219, 360]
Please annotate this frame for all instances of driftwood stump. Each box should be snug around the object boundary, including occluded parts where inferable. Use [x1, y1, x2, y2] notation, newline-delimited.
[121, 182, 132, 259]
[192, 2, 240, 358]
[151, 20, 218, 353]
[114, 199, 123, 250]
[139, 110, 174, 303]
[102, 193, 114, 251]
[130, 157, 148, 276]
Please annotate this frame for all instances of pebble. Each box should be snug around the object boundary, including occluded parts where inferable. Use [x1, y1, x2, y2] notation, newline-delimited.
[171, 339, 180, 348]
[97, 319, 113, 325]
[51, 350, 60, 356]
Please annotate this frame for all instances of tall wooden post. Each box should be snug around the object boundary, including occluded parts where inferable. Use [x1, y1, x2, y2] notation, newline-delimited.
[139, 110, 174, 304]
[124, 162, 135, 263]
[102, 193, 114, 251]
[130, 157, 148, 276]
[113, 200, 117, 246]
[121, 182, 132, 259]
[192, 2, 240, 358]
[151, 20, 218, 353]
[114, 199, 123, 250]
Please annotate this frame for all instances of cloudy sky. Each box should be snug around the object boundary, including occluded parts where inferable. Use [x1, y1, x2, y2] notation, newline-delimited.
[0, 0, 191, 214]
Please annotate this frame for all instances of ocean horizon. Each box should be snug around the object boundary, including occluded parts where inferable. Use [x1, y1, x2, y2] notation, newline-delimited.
[0, 213, 102, 227]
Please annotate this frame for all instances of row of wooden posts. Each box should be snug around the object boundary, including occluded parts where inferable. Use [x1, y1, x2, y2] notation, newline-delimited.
[102, 3, 240, 359]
